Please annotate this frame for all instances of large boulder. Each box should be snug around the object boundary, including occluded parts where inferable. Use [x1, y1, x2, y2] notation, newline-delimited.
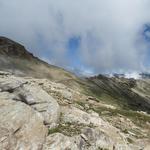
[0, 99, 47, 150]
[61, 106, 106, 126]
[15, 84, 60, 127]
[43, 128, 126, 150]
[0, 75, 27, 92]
[0, 75, 60, 128]
[43, 133, 78, 150]
[61, 106, 130, 149]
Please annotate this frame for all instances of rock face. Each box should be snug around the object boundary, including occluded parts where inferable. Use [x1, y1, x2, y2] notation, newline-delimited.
[15, 84, 60, 127]
[43, 133, 79, 150]
[0, 72, 61, 149]
[0, 74, 60, 128]
[61, 106, 130, 149]
[0, 99, 47, 150]
[0, 72, 150, 150]
[0, 36, 77, 81]
[0, 36, 35, 60]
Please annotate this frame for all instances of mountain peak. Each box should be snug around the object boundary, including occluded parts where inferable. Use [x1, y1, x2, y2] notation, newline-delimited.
[0, 36, 34, 60]
[0, 36, 76, 81]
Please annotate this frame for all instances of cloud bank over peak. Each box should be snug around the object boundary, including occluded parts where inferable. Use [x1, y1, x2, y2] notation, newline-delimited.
[0, 0, 150, 74]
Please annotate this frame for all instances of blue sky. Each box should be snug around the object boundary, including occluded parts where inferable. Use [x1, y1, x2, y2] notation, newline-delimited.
[142, 25, 150, 68]
[66, 36, 81, 68]
[1, 0, 150, 75]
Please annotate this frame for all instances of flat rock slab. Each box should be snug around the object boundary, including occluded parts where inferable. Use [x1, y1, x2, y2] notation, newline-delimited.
[0, 75, 60, 128]
[0, 99, 47, 150]
[61, 106, 130, 149]
[43, 133, 78, 150]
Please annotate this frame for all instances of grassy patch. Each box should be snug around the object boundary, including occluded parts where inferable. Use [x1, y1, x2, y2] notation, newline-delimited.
[81, 82, 128, 109]
[122, 129, 128, 134]
[93, 106, 150, 128]
[127, 137, 134, 144]
[48, 127, 60, 135]
[76, 101, 86, 108]
[48, 122, 83, 136]
[97, 148, 109, 150]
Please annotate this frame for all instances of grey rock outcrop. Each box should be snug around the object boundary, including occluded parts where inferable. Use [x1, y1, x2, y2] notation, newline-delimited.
[0, 99, 47, 150]
[15, 84, 60, 127]
[43, 133, 79, 150]
[0, 74, 60, 128]
[61, 106, 130, 150]
[0, 71, 149, 150]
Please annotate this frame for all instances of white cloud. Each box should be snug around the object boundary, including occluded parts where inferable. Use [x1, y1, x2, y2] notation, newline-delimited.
[0, 0, 150, 74]
[125, 72, 141, 79]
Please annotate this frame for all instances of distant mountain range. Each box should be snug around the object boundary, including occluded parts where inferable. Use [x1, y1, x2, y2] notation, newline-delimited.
[104, 73, 150, 79]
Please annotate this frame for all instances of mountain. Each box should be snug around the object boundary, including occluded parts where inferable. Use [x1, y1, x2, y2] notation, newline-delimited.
[85, 75, 150, 112]
[0, 37, 150, 150]
[106, 72, 150, 79]
[0, 36, 77, 81]
[140, 73, 150, 79]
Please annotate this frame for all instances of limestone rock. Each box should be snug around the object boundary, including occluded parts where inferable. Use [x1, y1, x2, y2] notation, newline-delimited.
[0, 99, 47, 150]
[61, 106, 105, 126]
[61, 106, 130, 149]
[0, 75, 27, 92]
[44, 127, 128, 150]
[15, 84, 60, 127]
[144, 144, 150, 150]
[0, 72, 149, 150]
[43, 133, 78, 150]
[79, 127, 114, 149]
[0, 75, 60, 128]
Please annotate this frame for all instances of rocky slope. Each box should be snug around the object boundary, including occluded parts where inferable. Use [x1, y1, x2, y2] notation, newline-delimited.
[0, 37, 77, 81]
[0, 37, 150, 150]
[0, 71, 150, 150]
[85, 75, 150, 113]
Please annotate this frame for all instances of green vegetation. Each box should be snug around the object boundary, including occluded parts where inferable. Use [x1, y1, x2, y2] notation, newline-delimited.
[48, 127, 60, 135]
[122, 129, 128, 134]
[80, 80, 131, 110]
[76, 101, 86, 108]
[48, 122, 83, 136]
[97, 148, 109, 150]
[127, 137, 134, 144]
[79, 77, 150, 114]
[92, 106, 150, 127]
